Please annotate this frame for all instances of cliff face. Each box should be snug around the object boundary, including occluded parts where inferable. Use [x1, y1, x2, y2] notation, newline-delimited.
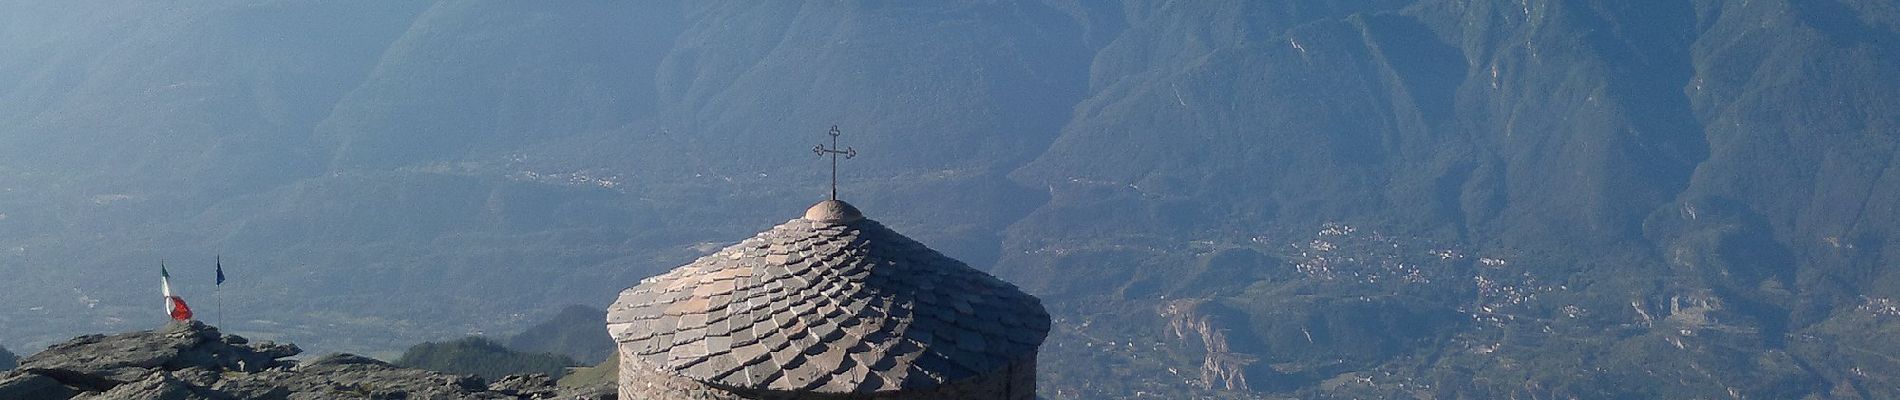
[0, 322, 610, 400]
[1160, 299, 1261, 392]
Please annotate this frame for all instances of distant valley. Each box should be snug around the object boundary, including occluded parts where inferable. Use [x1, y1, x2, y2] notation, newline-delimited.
[2, 1, 1898, 398]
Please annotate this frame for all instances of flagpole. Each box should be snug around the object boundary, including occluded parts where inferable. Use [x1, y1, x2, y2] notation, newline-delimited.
[216, 255, 224, 327]
[160, 259, 171, 324]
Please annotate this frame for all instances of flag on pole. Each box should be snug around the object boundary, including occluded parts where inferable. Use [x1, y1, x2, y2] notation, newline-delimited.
[161, 263, 193, 321]
[168, 296, 194, 321]
[161, 263, 172, 301]
[214, 255, 225, 327]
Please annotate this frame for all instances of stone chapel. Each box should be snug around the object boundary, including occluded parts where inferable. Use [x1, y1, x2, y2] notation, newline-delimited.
[606, 199, 1050, 399]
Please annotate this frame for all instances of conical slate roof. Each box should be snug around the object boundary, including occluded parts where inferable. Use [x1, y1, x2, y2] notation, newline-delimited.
[607, 200, 1050, 394]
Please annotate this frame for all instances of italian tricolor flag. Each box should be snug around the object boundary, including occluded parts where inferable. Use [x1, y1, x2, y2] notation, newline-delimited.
[161, 264, 193, 321]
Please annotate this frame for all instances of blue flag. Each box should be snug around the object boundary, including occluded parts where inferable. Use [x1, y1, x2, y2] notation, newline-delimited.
[215, 256, 225, 285]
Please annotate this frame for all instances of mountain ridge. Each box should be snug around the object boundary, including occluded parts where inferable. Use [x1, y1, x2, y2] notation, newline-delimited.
[1, 0, 1897, 398]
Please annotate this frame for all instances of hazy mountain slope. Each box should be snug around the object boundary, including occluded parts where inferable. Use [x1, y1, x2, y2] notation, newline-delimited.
[0, 1, 431, 347]
[1662, 0, 1900, 323]
[1, 1, 1897, 398]
[319, 1, 683, 170]
[0, 345, 14, 371]
[395, 336, 576, 380]
[997, 0, 1900, 397]
[1006, 0, 1707, 291]
[0, 2, 429, 191]
[505, 305, 612, 364]
[1655, 0, 1900, 395]
[0, 0, 1097, 354]
[501, 0, 1099, 268]
[267, 0, 1094, 351]
[647, 1, 1086, 169]
[188, 1, 694, 352]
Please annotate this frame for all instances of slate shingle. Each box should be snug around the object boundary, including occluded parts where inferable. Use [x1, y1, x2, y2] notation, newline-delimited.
[606, 200, 1050, 393]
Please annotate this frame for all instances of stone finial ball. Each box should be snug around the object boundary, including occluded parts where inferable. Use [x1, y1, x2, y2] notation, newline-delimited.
[804, 199, 864, 224]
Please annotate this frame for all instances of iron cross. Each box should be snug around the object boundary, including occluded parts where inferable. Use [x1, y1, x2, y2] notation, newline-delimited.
[812, 125, 856, 200]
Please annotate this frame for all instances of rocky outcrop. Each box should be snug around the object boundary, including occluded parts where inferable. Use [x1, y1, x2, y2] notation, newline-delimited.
[1160, 299, 1259, 392]
[0, 321, 615, 399]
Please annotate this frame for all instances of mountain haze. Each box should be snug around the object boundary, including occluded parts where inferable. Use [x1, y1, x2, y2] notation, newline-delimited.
[2, 1, 1897, 398]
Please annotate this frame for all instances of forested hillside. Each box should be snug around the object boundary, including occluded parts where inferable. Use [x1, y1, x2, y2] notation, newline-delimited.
[1, 1, 1896, 398]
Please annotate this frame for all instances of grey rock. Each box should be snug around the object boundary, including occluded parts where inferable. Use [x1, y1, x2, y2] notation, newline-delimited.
[555, 385, 617, 400]
[72, 371, 222, 400]
[21, 368, 120, 393]
[13, 322, 567, 399]
[487, 374, 567, 398]
[19, 321, 300, 390]
[299, 353, 388, 368]
[0, 372, 79, 400]
[269, 354, 502, 399]
[168, 367, 221, 389]
[487, 373, 551, 392]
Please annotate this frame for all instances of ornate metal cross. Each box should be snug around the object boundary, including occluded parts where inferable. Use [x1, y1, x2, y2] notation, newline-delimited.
[812, 125, 856, 200]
